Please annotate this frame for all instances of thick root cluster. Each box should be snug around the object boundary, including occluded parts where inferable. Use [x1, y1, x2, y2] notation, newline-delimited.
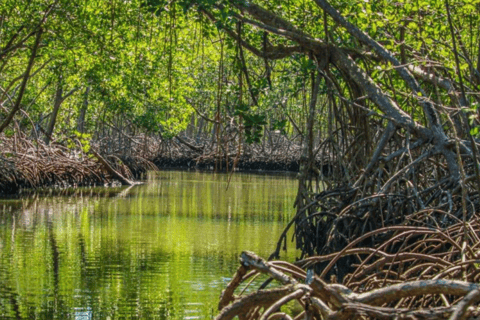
[221, 142, 480, 319]
[0, 133, 158, 194]
[217, 249, 480, 320]
[0, 134, 109, 194]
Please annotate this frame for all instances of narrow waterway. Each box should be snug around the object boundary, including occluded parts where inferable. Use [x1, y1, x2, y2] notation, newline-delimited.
[0, 171, 299, 319]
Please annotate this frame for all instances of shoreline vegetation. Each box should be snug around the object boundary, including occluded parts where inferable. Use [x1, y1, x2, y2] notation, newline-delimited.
[0, 132, 320, 196]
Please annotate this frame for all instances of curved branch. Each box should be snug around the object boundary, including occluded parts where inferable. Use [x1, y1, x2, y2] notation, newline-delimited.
[354, 279, 480, 305]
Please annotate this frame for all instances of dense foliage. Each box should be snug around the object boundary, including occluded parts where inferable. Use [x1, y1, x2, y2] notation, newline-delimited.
[1, 0, 478, 150]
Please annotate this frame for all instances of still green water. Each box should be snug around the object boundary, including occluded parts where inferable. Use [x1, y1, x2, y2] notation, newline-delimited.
[0, 170, 298, 319]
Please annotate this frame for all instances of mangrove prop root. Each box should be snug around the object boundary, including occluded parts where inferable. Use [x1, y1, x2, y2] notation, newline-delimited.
[90, 148, 138, 186]
[0, 133, 156, 194]
[217, 251, 480, 320]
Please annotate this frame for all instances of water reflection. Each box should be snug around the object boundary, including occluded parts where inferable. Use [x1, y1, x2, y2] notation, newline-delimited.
[0, 171, 298, 319]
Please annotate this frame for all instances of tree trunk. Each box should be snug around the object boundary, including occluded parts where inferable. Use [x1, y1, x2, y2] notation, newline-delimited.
[76, 86, 90, 133]
[45, 84, 63, 144]
[0, 29, 42, 134]
[44, 82, 79, 144]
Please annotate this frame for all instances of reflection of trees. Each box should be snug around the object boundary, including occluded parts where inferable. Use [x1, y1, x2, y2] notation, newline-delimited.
[0, 282, 21, 318]
[47, 216, 63, 318]
[0, 198, 209, 318]
[0, 172, 297, 318]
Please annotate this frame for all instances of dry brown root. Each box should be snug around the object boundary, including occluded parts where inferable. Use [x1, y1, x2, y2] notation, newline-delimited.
[0, 134, 107, 194]
[0, 133, 158, 194]
[217, 251, 480, 320]
[275, 133, 480, 261]
[92, 128, 306, 172]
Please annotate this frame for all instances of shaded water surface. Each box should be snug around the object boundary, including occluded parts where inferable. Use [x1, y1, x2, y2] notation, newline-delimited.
[0, 171, 298, 319]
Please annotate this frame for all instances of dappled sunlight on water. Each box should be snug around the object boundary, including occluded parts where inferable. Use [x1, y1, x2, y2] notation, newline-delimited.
[0, 170, 298, 319]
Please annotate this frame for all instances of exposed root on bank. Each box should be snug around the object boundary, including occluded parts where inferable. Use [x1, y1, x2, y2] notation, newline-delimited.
[225, 144, 480, 319]
[0, 133, 157, 194]
[270, 129, 480, 274]
[92, 127, 308, 172]
[0, 134, 106, 194]
[151, 132, 304, 172]
[217, 250, 480, 320]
